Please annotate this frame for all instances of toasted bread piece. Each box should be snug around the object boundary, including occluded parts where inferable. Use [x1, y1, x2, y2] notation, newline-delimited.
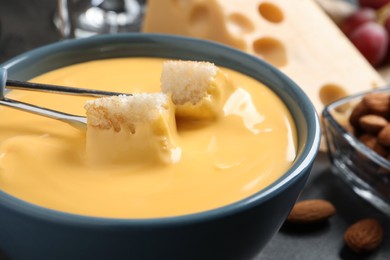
[161, 60, 234, 120]
[84, 93, 181, 165]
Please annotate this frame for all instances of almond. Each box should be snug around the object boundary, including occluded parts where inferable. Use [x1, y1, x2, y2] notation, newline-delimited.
[378, 124, 390, 147]
[363, 93, 390, 117]
[344, 218, 383, 253]
[358, 134, 377, 149]
[349, 101, 368, 129]
[373, 142, 390, 158]
[359, 115, 388, 134]
[286, 199, 336, 224]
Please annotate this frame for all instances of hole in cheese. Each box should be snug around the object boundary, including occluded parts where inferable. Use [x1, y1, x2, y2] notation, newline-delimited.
[227, 13, 255, 35]
[258, 2, 284, 23]
[319, 84, 350, 112]
[252, 37, 287, 68]
[188, 4, 210, 37]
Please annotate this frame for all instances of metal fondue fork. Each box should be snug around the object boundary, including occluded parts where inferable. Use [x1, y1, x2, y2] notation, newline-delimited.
[0, 68, 127, 131]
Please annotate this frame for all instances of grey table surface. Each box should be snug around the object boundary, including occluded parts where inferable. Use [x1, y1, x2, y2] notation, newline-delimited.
[0, 0, 389, 259]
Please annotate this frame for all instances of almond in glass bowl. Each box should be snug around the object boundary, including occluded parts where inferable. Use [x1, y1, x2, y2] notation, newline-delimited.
[322, 87, 390, 216]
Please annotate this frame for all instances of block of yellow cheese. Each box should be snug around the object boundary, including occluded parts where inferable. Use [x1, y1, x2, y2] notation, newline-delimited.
[142, 0, 385, 113]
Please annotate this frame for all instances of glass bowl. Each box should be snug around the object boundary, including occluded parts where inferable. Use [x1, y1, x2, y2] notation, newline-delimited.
[322, 87, 390, 216]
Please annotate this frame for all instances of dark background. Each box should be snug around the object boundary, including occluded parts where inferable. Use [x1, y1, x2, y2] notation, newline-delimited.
[0, 0, 389, 259]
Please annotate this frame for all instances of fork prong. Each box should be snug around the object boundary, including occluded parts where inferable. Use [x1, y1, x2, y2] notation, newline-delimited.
[0, 67, 7, 99]
[6, 79, 129, 97]
[0, 97, 87, 131]
[0, 67, 87, 130]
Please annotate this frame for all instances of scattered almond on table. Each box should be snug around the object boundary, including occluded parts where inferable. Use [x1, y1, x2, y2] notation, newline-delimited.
[286, 199, 336, 224]
[286, 200, 384, 254]
[344, 218, 384, 253]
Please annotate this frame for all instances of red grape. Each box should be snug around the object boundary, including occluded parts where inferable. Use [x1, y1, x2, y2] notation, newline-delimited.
[349, 22, 389, 66]
[341, 8, 376, 36]
[384, 16, 390, 62]
[385, 15, 390, 34]
[359, 0, 390, 10]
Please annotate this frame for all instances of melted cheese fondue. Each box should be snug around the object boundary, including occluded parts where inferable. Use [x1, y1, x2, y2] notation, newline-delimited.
[0, 58, 297, 218]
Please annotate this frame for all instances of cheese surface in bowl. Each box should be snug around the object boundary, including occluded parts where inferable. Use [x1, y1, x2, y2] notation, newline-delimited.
[0, 57, 297, 218]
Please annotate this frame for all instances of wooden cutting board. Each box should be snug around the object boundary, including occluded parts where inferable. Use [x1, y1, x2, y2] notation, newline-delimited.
[143, 0, 386, 113]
